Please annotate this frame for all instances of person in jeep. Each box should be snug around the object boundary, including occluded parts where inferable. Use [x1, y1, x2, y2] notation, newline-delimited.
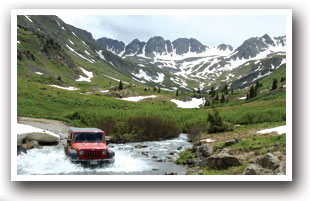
[65, 127, 115, 166]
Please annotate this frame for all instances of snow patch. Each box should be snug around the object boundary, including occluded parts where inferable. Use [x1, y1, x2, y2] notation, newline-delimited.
[100, 90, 109, 93]
[102, 74, 129, 84]
[17, 40, 20, 44]
[76, 67, 93, 82]
[200, 139, 216, 143]
[85, 50, 90, 55]
[257, 125, 286, 135]
[69, 39, 74, 45]
[25, 15, 33, 23]
[35, 72, 43, 75]
[239, 97, 246, 100]
[66, 44, 94, 63]
[121, 95, 157, 102]
[170, 98, 205, 109]
[49, 85, 79, 91]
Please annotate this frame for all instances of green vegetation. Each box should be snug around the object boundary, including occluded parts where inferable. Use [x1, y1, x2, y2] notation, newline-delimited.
[176, 150, 196, 164]
[214, 134, 286, 155]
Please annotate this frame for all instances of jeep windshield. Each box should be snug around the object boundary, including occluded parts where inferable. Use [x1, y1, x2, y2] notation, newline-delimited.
[73, 132, 104, 142]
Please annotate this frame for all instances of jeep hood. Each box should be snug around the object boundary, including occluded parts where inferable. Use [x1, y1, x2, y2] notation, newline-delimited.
[72, 142, 107, 150]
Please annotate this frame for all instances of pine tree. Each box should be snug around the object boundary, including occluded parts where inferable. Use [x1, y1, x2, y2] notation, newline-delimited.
[118, 80, 123, 90]
[249, 85, 256, 99]
[158, 87, 161, 93]
[204, 99, 210, 106]
[272, 78, 278, 90]
[255, 80, 260, 91]
[222, 84, 229, 95]
[176, 89, 179, 96]
[280, 77, 286, 82]
[246, 92, 249, 100]
[220, 94, 225, 103]
[198, 88, 201, 94]
[215, 92, 219, 101]
[210, 86, 215, 97]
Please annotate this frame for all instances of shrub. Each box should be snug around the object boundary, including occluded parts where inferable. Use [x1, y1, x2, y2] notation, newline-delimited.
[207, 110, 233, 133]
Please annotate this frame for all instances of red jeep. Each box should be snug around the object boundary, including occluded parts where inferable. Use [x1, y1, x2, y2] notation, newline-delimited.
[65, 127, 115, 165]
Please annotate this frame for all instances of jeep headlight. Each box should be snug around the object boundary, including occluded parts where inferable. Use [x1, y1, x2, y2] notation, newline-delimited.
[79, 150, 84, 155]
[102, 150, 107, 155]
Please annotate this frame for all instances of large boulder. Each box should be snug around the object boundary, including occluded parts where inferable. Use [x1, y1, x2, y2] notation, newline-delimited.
[257, 153, 280, 170]
[244, 164, 262, 175]
[196, 144, 213, 158]
[17, 123, 59, 145]
[207, 150, 241, 169]
[224, 139, 241, 147]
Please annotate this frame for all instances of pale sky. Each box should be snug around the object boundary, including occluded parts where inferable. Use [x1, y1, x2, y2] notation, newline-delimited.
[58, 15, 286, 48]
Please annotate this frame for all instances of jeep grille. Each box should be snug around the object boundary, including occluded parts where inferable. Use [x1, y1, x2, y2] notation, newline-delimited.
[84, 150, 102, 158]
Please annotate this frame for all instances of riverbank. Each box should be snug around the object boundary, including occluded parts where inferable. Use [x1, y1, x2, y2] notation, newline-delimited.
[176, 124, 286, 175]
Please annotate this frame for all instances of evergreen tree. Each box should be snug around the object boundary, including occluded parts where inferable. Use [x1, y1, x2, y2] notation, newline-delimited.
[222, 84, 229, 95]
[255, 80, 260, 91]
[158, 87, 161, 93]
[176, 89, 179, 96]
[215, 92, 219, 101]
[209, 86, 215, 97]
[220, 94, 225, 103]
[280, 77, 286, 82]
[231, 89, 234, 94]
[198, 88, 201, 94]
[272, 78, 278, 90]
[249, 85, 256, 99]
[118, 80, 123, 90]
[246, 92, 249, 100]
[204, 99, 210, 106]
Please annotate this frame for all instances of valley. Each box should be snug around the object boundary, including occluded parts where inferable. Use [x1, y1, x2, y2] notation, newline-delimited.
[16, 15, 287, 175]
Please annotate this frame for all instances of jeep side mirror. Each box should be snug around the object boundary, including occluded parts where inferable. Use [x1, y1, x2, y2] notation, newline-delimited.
[67, 139, 72, 145]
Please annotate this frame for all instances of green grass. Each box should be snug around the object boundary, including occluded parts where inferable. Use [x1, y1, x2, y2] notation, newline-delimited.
[214, 134, 286, 155]
[198, 164, 248, 175]
[176, 150, 196, 164]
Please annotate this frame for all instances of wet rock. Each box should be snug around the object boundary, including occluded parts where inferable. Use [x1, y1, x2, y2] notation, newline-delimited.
[165, 172, 177, 175]
[152, 155, 158, 159]
[207, 151, 241, 169]
[257, 153, 280, 170]
[135, 145, 148, 149]
[224, 139, 241, 147]
[244, 164, 262, 175]
[183, 159, 195, 167]
[152, 168, 159, 171]
[17, 145, 27, 155]
[196, 144, 213, 158]
[156, 159, 166, 162]
[177, 146, 182, 150]
[141, 151, 148, 156]
[169, 152, 175, 155]
[193, 158, 208, 167]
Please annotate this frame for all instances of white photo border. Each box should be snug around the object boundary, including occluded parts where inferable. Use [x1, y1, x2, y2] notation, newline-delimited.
[11, 9, 292, 181]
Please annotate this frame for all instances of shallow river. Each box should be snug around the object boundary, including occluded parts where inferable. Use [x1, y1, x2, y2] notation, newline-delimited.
[17, 134, 192, 175]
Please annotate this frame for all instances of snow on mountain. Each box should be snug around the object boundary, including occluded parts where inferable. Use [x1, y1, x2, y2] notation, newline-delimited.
[76, 67, 93, 82]
[66, 44, 94, 63]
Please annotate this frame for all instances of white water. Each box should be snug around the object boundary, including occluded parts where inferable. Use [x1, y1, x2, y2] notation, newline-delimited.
[17, 134, 192, 175]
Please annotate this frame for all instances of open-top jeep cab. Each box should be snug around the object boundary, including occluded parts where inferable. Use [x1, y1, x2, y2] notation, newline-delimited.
[65, 127, 115, 166]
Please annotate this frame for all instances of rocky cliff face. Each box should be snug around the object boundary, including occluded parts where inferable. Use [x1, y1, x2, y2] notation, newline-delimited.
[96, 37, 125, 55]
